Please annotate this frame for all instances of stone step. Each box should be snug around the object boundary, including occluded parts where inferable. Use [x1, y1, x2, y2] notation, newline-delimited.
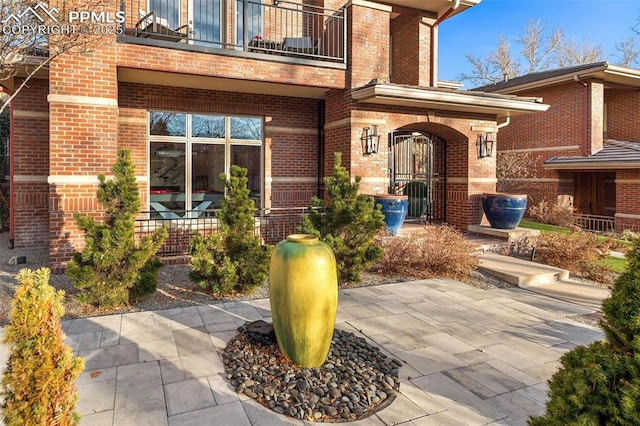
[478, 253, 569, 287]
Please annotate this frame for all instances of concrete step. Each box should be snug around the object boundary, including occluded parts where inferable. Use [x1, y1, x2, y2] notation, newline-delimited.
[528, 279, 610, 312]
[468, 224, 540, 240]
[478, 253, 569, 287]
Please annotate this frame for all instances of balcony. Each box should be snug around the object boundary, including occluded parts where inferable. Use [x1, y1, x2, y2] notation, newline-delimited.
[119, 0, 346, 65]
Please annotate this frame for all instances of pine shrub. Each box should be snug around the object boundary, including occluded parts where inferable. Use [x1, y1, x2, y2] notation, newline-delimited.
[66, 149, 168, 307]
[378, 225, 478, 281]
[1, 268, 84, 425]
[529, 237, 640, 425]
[298, 152, 386, 284]
[189, 165, 270, 295]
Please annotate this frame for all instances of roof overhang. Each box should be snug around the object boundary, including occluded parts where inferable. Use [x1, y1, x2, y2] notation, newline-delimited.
[352, 83, 549, 118]
[378, 0, 480, 19]
[544, 161, 640, 170]
[117, 67, 329, 99]
[488, 64, 640, 94]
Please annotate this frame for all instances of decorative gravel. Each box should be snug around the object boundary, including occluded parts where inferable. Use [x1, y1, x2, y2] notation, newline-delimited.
[222, 320, 401, 422]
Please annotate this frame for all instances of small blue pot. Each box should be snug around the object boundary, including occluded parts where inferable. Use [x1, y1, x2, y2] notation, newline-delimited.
[374, 195, 409, 236]
[481, 193, 527, 230]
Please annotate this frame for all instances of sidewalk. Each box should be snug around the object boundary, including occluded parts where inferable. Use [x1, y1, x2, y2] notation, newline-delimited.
[1, 277, 605, 425]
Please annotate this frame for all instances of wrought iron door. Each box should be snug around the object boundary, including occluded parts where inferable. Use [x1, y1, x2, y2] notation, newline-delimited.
[389, 133, 446, 222]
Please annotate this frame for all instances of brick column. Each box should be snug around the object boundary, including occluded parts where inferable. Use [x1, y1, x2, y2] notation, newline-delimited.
[48, 16, 119, 268]
[390, 15, 433, 86]
[10, 78, 50, 249]
[346, 0, 391, 89]
[586, 80, 604, 156]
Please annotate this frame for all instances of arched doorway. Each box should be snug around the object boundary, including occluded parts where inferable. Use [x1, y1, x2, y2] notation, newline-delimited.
[389, 131, 447, 223]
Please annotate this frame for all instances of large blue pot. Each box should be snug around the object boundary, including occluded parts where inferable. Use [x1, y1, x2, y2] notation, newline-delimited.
[481, 193, 528, 230]
[374, 195, 408, 235]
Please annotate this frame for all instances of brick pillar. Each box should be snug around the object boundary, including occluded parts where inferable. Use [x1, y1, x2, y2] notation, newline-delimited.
[390, 15, 432, 86]
[48, 11, 119, 269]
[346, 1, 391, 89]
[587, 80, 604, 156]
[615, 169, 640, 233]
[10, 78, 50, 249]
[445, 123, 498, 230]
[323, 1, 391, 191]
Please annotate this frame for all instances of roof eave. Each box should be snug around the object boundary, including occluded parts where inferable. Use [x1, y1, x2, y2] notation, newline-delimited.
[543, 161, 640, 170]
[486, 63, 640, 94]
[352, 84, 549, 118]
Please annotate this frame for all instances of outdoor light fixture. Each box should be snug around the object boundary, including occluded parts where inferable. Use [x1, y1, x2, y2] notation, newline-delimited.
[361, 125, 381, 155]
[476, 132, 495, 158]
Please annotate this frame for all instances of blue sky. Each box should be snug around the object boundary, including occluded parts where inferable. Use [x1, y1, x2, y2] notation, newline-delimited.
[438, 0, 640, 86]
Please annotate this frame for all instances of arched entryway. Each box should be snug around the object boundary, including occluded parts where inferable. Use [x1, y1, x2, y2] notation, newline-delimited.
[389, 123, 467, 225]
[389, 132, 446, 222]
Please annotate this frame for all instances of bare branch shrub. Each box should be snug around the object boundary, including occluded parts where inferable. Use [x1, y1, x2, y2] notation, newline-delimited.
[528, 200, 575, 227]
[378, 225, 478, 281]
[532, 230, 614, 284]
[496, 151, 539, 194]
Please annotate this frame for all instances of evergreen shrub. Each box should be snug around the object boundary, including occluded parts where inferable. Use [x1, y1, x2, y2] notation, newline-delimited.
[298, 152, 385, 284]
[529, 237, 640, 425]
[189, 165, 271, 295]
[1, 268, 84, 425]
[66, 149, 168, 307]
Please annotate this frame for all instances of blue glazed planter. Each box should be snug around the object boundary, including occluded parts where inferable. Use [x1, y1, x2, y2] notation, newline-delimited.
[374, 195, 408, 236]
[481, 193, 528, 230]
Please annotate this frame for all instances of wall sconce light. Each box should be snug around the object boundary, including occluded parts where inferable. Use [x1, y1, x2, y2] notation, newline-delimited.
[361, 125, 381, 155]
[476, 132, 495, 158]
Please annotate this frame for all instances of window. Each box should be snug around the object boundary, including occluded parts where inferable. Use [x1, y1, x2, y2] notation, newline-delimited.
[236, 0, 263, 47]
[191, 0, 223, 46]
[149, 111, 263, 218]
[147, 0, 180, 29]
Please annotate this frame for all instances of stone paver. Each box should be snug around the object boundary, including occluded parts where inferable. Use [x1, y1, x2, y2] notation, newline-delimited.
[0, 278, 606, 425]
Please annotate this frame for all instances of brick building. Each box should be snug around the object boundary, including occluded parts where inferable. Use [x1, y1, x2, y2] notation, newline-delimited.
[4, 0, 548, 269]
[475, 62, 640, 233]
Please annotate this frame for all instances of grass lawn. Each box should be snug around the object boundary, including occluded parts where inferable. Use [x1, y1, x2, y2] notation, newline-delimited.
[598, 256, 628, 274]
[518, 219, 569, 233]
[519, 219, 629, 274]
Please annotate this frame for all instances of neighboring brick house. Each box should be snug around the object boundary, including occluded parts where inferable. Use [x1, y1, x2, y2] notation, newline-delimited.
[475, 62, 640, 233]
[4, 0, 548, 269]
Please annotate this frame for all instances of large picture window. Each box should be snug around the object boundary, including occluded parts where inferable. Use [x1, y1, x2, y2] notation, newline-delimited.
[149, 111, 263, 218]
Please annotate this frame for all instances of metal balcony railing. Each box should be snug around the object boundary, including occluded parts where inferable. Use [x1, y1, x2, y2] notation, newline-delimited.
[120, 0, 346, 63]
[135, 206, 309, 256]
[574, 214, 616, 233]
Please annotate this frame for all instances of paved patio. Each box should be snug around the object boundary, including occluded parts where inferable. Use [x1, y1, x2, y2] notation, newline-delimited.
[0, 278, 605, 425]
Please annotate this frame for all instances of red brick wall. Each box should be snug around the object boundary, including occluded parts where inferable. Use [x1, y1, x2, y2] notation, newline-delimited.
[616, 169, 640, 232]
[11, 78, 50, 248]
[324, 91, 499, 229]
[48, 18, 119, 267]
[497, 80, 640, 231]
[390, 15, 431, 86]
[347, 2, 390, 89]
[116, 43, 345, 91]
[606, 89, 640, 141]
[118, 82, 321, 210]
[496, 82, 588, 207]
[587, 81, 604, 155]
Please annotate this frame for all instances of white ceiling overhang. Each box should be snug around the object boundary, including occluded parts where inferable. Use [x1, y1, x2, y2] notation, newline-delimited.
[352, 84, 550, 118]
[380, 0, 481, 19]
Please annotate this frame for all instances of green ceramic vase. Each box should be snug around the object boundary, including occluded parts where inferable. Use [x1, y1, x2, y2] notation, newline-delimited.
[269, 234, 338, 367]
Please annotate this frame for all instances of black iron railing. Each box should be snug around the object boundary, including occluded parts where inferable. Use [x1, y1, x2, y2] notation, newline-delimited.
[135, 207, 309, 256]
[120, 0, 345, 63]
